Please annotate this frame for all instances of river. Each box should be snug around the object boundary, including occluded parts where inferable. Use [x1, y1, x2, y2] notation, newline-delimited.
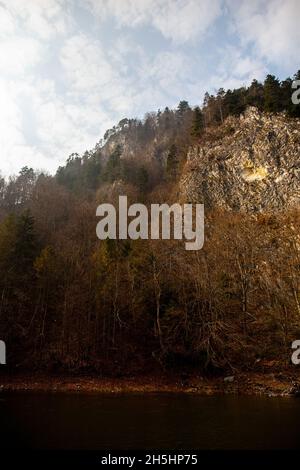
[0, 393, 299, 449]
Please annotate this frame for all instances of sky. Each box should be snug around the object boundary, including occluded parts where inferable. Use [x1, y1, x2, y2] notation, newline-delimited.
[0, 0, 299, 177]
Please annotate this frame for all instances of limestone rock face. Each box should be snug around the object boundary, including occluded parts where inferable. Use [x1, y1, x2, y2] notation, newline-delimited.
[180, 107, 300, 212]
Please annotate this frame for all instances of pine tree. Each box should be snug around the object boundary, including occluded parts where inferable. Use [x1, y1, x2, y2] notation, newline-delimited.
[246, 79, 264, 110]
[0, 211, 38, 304]
[191, 106, 204, 138]
[176, 100, 191, 125]
[14, 210, 39, 276]
[224, 88, 247, 117]
[137, 166, 149, 193]
[166, 144, 179, 179]
[177, 100, 190, 116]
[104, 145, 122, 182]
[281, 77, 294, 115]
[264, 75, 282, 112]
[217, 88, 225, 123]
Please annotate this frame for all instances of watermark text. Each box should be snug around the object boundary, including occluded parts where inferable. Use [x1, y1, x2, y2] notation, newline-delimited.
[96, 196, 204, 250]
[292, 80, 300, 105]
[291, 340, 300, 365]
[0, 340, 6, 365]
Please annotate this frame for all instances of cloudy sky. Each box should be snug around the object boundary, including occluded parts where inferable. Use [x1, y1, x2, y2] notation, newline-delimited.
[0, 0, 299, 176]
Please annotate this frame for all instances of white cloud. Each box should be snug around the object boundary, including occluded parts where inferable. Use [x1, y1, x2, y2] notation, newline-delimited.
[60, 33, 137, 118]
[0, 37, 43, 75]
[152, 0, 222, 43]
[216, 46, 267, 86]
[60, 33, 196, 116]
[26, 78, 116, 172]
[0, 5, 15, 37]
[32, 80, 112, 154]
[227, 0, 300, 68]
[86, 0, 222, 43]
[137, 50, 194, 105]
[0, 79, 47, 176]
[0, 0, 71, 40]
[0, 73, 115, 176]
[60, 34, 119, 92]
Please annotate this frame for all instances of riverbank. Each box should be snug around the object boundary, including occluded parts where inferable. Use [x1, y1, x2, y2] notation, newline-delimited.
[1, 370, 299, 396]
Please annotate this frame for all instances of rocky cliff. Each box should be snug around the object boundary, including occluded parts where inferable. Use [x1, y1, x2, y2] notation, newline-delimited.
[180, 107, 300, 212]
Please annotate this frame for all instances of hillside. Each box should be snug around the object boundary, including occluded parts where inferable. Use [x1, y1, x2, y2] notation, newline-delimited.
[0, 74, 299, 378]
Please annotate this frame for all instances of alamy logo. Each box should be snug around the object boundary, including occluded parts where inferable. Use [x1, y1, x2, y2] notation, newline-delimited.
[292, 80, 300, 105]
[291, 340, 300, 365]
[96, 196, 204, 250]
[0, 340, 6, 365]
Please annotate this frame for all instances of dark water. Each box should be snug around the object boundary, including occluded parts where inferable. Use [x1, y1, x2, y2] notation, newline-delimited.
[0, 393, 299, 450]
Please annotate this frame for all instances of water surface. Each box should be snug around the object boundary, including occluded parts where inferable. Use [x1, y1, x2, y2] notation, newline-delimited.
[0, 393, 299, 449]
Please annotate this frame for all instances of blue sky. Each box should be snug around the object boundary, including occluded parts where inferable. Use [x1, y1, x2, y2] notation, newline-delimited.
[0, 0, 299, 176]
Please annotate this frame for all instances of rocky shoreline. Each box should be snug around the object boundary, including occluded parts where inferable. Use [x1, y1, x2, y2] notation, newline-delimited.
[1, 371, 299, 397]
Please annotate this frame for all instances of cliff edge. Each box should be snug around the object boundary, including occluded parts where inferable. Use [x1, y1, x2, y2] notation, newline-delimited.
[180, 107, 300, 211]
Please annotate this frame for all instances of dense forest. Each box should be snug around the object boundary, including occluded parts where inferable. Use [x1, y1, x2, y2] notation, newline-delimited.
[0, 71, 299, 375]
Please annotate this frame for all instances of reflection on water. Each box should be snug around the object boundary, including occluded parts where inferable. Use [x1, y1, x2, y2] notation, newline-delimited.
[0, 393, 299, 449]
